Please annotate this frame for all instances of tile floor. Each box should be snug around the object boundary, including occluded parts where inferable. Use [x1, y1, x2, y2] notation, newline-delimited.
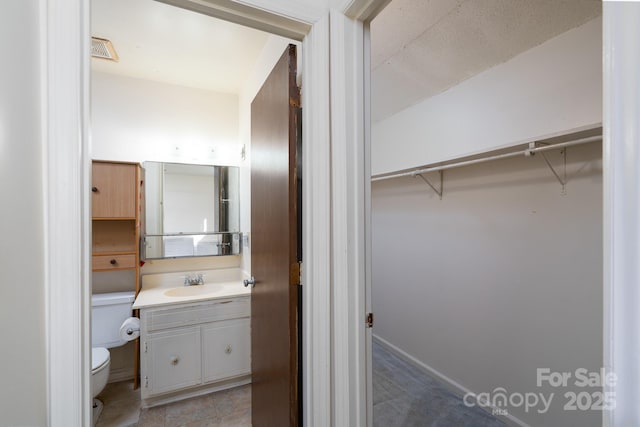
[95, 382, 250, 427]
[373, 340, 507, 427]
[97, 343, 504, 427]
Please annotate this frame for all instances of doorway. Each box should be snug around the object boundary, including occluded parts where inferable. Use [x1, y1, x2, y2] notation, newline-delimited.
[368, 1, 603, 426]
[90, 0, 300, 425]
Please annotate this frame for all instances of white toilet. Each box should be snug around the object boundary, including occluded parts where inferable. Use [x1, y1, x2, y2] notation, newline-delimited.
[91, 291, 136, 424]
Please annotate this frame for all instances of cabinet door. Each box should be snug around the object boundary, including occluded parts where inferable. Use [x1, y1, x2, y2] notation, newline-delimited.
[92, 162, 137, 218]
[147, 327, 201, 396]
[202, 318, 250, 383]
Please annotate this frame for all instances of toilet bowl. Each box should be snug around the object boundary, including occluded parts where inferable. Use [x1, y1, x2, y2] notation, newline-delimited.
[91, 347, 111, 422]
[92, 347, 110, 398]
[91, 291, 136, 425]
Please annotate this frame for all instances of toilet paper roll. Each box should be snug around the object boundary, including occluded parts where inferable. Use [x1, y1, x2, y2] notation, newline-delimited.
[119, 317, 140, 342]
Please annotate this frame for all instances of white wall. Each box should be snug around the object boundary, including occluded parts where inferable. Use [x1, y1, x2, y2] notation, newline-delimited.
[91, 71, 240, 165]
[372, 18, 602, 176]
[0, 2, 47, 425]
[372, 142, 602, 426]
[237, 34, 301, 274]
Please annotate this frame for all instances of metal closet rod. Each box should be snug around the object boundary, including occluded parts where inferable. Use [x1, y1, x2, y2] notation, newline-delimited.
[371, 135, 602, 182]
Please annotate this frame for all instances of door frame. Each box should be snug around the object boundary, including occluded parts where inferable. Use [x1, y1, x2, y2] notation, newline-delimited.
[42, 0, 387, 426]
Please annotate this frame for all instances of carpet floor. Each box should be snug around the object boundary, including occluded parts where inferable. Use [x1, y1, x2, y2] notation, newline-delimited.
[373, 340, 508, 427]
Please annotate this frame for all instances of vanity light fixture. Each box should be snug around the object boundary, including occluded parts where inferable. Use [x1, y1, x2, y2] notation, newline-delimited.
[91, 37, 119, 62]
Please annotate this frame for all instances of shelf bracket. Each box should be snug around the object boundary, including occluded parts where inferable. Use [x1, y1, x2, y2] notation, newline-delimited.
[414, 170, 443, 199]
[530, 142, 567, 194]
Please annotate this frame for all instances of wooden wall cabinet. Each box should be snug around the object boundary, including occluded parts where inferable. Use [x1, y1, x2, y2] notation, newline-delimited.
[92, 162, 138, 219]
[91, 160, 142, 386]
[91, 161, 141, 282]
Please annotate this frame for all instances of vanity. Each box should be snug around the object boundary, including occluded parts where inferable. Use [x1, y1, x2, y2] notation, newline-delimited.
[134, 161, 250, 407]
[133, 269, 251, 407]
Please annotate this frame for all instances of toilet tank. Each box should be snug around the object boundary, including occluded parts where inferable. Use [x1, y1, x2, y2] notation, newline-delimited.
[92, 291, 136, 348]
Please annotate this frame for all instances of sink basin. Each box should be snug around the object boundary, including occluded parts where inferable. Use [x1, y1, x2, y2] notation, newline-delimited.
[163, 283, 240, 298]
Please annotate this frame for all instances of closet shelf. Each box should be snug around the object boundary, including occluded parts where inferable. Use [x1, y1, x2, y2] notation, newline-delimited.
[371, 134, 602, 198]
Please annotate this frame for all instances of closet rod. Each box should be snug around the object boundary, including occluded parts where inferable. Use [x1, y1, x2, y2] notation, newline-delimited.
[371, 135, 602, 182]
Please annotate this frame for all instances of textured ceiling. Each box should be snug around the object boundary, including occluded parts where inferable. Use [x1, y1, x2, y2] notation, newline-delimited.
[91, 0, 269, 94]
[371, 0, 602, 122]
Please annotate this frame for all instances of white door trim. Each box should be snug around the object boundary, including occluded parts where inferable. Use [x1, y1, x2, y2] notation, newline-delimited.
[340, 0, 393, 20]
[602, 2, 640, 426]
[300, 13, 332, 426]
[155, 0, 316, 40]
[43, 0, 92, 426]
[329, 10, 367, 426]
[363, 21, 374, 427]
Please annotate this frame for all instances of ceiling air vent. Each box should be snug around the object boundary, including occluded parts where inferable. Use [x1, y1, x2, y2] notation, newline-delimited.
[91, 37, 119, 62]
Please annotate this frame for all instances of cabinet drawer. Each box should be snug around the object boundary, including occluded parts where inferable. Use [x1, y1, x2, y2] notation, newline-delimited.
[148, 298, 249, 332]
[92, 254, 136, 270]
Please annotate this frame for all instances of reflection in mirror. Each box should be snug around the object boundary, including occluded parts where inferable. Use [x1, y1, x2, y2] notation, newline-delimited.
[143, 162, 241, 259]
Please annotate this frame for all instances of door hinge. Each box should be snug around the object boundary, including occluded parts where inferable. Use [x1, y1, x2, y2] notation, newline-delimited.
[366, 312, 374, 328]
[143, 342, 147, 353]
[298, 261, 302, 285]
[290, 262, 302, 286]
[144, 376, 148, 388]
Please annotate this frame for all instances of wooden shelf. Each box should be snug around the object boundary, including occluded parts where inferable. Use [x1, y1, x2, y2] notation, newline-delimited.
[92, 220, 137, 254]
[92, 250, 137, 256]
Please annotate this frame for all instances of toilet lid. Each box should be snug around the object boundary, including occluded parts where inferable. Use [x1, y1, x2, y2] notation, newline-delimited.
[92, 347, 110, 371]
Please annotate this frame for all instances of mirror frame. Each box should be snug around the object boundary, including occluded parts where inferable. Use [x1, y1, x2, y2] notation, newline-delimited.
[142, 161, 241, 259]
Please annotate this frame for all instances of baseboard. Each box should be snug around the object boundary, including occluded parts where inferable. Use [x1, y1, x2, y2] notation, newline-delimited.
[108, 367, 134, 383]
[372, 334, 529, 427]
[141, 376, 251, 408]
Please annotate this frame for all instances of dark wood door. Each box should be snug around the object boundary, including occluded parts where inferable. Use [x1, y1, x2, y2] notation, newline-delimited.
[250, 44, 301, 426]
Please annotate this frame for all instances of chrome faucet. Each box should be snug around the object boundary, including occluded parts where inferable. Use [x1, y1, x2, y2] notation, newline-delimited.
[184, 273, 204, 286]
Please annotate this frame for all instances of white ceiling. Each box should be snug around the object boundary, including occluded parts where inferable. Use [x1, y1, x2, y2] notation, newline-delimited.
[371, 0, 602, 122]
[91, 0, 269, 95]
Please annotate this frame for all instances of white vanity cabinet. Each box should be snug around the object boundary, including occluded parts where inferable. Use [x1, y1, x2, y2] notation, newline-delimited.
[146, 327, 201, 395]
[202, 318, 250, 382]
[139, 296, 250, 405]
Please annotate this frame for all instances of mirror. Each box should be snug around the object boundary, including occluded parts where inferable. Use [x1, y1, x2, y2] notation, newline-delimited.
[143, 162, 241, 259]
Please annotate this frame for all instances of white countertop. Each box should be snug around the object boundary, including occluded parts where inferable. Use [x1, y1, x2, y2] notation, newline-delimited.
[133, 268, 251, 309]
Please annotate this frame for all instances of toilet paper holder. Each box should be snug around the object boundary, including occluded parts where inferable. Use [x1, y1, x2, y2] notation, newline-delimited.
[120, 317, 141, 342]
[125, 327, 139, 336]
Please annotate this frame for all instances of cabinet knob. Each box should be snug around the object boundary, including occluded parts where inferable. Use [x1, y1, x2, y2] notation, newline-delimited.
[91, 187, 98, 193]
[225, 345, 232, 355]
[170, 356, 179, 365]
[110, 259, 117, 265]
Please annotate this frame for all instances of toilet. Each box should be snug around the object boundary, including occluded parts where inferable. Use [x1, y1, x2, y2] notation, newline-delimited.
[91, 291, 136, 424]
